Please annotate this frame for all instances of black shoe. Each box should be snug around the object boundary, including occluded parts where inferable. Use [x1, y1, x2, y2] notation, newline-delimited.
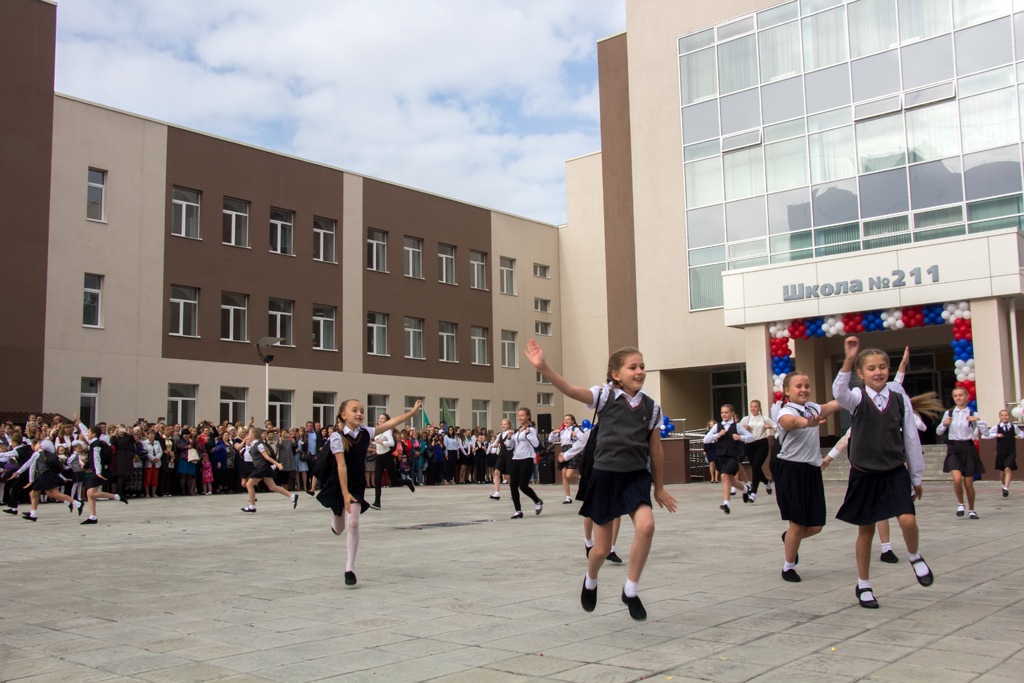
[621, 590, 647, 620]
[742, 490, 750, 503]
[765, 482, 773, 495]
[781, 568, 801, 583]
[910, 557, 934, 587]
[406, 479, 416, 493]
[120, 496, 128, 505]
[606, 551, 623, 564]
[1003, 488, 1010, 497]
[345, 571, 357, 586]
[488, 493, 500, 500]
[305, 489, 315, 496]
[22, 513, 36, 522]
[291, 493, 299, 509]
[510, 511, 523, 519]
[331, 526, 339, 536]
[969, 511, 979, 520]
[240, 506, 256, 513]
[880, 549, 899, 564]
[720, 503, 730, 514]
[3, 508, 17, 515]
[535, 500, 543, 515]
[956, 506, 965, 517]
[81, 518, 98, 525]
[581, 580, 597, 612]
[68, 502, 75, 514]
[781, 531, 798, 565]
[563, 497, 573, 504]
[370, 502, 381, 510]
[585, 544, 592, 557]
[856, 585, 879, 608]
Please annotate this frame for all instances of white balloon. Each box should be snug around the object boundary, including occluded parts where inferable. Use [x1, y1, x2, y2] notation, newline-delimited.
[769, 326, 778, 335]
[946, 303, 957, 312]
[836, 322, 845, 333]
[953, 310, 964, 320]
[894, 310, 903, 320]
[968, 372, 976, 381]
[963, 311, 971, 320]
[957, 372, 967, 382]
[941, 310, 951, 321]
[782, 330, 791, 338]
[1013, 407, 1024, 419]
[955, 359, 965, 369]
[895, 320, 905, 329]
[958, 301, 969, 310]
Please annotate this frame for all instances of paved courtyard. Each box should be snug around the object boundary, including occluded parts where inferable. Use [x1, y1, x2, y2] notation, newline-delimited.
[2, 478, 1023, 682]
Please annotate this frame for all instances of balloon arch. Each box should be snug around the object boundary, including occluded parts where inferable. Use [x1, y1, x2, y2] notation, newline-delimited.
[767, 301, 976, 411]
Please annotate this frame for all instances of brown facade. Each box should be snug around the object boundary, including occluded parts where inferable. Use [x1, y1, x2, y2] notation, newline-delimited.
[162, 128, 346, 371]
[597, 33, 639, 352]
[0, 0, 54, 410]
[362, 179, 494, 382]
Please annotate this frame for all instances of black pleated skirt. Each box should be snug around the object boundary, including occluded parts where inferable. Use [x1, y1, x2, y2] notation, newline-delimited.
[578, 468, 652, 526]
[836, 465, 915, 526]
[773, 458, 826, 528]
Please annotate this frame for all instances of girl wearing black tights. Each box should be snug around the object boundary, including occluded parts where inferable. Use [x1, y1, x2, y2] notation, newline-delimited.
[505, 408, 543, 519]
[740, 400, 776, 503]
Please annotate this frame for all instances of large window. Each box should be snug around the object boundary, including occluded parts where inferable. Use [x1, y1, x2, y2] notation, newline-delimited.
[501, 330, 518, 368]
[404, 237, 423, 278]
[313, 217, 336, 263]
[220, 387, 247, 424]
[367, 229, 387, 271]
[269, 208, 294, 255]
[438, 244, 456, 284]
[439, 322, 457, 362]
[367, 394, 388, 424]
[220, 292, 248, 342]
[268, 389, 293, 429]
[312, 304, 336, 351]
[87, 168, 106, 221]
[367, 312, 388, 355]
[80, 378, 99, 426]
[802, 6, 848, 71]
[167, 384, 197, 426]
[83, 274, 102, 328]
[500, 257, 516, 294]
[172, 187, 200, 238]
[313, 392, 336, 427]
[404, 317, 424, 359]
[169, 285, 199, 337]
[268, 299, 293, 346]
[439, 397, 458, 426]
[470, 250, 487, 289]
[223, 197, 249, 247]
[405, 396, 425, 429]
[472, 399, 489, 428]
[471, 325, 489, 365]
[502, 401, 519, 424]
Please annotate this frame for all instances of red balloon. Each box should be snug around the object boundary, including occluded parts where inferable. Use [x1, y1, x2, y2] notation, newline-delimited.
[774, 391, 783, 402]
[966, 331, 973, 341]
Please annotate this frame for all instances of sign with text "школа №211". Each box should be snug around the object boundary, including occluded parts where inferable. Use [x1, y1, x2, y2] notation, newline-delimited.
[782, 265, 939, 302]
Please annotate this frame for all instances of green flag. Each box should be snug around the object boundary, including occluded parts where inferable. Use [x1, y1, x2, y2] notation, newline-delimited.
[440, 399, 455, 427]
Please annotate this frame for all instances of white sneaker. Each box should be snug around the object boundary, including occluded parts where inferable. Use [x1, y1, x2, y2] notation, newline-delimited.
[749, 492, 756, 503]
[730, 487, 737, 495]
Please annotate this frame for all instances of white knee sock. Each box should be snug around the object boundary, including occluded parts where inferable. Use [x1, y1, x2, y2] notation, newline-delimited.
[346, 510, 360, 573]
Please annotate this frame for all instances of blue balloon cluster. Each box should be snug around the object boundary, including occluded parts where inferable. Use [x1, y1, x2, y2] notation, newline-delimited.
[969, 399, 978, 411]
[581, 419, 592, 431]
[804, 317, 826, 337]
[659, 415, 676, 438]
[772, 355, 794, 374]
[952, 339, 974, 362]
[861, 310, 884, 331]
[922, 304, 944, 325]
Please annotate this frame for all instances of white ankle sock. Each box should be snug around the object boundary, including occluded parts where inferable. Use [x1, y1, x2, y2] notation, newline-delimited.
[783, 561, 796, 571]
[857, 578, 872, 590]
[584, 574, 597, 590]
[623, 579, 638, 598]
[722, 500, 730, 506]
[881, 543, 892, 553]
[907, 553, 930, 577]
[609, 545, 616, 553]
[584, 538, 594, 548]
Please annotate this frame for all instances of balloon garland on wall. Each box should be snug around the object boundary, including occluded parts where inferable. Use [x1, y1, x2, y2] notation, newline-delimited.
[768, 301, 976, 411]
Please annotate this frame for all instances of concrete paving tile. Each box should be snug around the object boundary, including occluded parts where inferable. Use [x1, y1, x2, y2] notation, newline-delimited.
[430, 670, 535, 683]
[132, 662, 239, 682]
[660, 656, 774, 683]
[97, 652, 196, 676]
[256, 648, 406, 680]
[548, 662, 649, 683]
[0, 653, 80, 679]
[746, 666, 861, 683]
[598, 648, 699, 672]
[4, 665, 121, 683]
[538, 641, 634, 664]
[900, 647, 1006, 674]
[927, 634, 1022, 659]
[166, 641, 258, 662]
[485, 653, 580, 676]
[433, 645, 522, 667]
[785, 652, 887, 679]
[861, 660, 978, 682]
[844, 627, 941, 649]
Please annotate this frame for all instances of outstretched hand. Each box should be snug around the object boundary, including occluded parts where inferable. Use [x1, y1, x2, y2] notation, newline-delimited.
[654, 487, 677, 513]
[898, 346, 910, 374]
[524, 339, 545, 369]
[844, 336, 860, 361]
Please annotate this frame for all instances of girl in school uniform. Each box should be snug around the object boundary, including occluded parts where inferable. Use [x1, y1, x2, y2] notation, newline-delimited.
[504, 408, 545, 519]
[550, 414, 585, 505]
[936, 387, 987, 519]
[740, 400, 776, 502]
[985, 409, 1022, 498]
[81, 425, 129, 524]
[488, 419, 513, 499]
[773, 372, 841, 583]
[526, 339, 677, 620]
[3, 439, 83, 521]
[703, 404, 753, 514]
[317, 399, 422, 586]
[833, 336, 934, 609]
[240, 427, 298, 513]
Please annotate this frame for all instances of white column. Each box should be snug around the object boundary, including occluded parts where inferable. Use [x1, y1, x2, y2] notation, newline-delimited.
[971, 297, 1014, 418]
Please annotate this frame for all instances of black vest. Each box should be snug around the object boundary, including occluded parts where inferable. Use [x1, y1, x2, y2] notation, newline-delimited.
[849, 392, 907, 472]
[594, 390, 656, 473]
[996, 423, 1017, 456]
[714, 422, 744, 459]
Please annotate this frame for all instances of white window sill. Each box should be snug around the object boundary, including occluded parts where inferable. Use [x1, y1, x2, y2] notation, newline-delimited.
[82, 324, 103, 330]
[313, 347, 339, 352]
[169, 333, 201, 338]
[85, 217, 107, 225]
[405, 355, 426, 361]
[313, 258, 338, 265]
[270, 251, 297, 258]
[439, 359, 459, 364]
[220, 338, 250, 344]
[367, 352, 390, 357]
[223, 243, 251, 250]
[171, 234, 202, 241]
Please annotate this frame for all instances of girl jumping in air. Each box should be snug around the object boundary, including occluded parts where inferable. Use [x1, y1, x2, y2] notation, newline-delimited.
[526, 339, 676, 620]
[833, 337, 934, 608]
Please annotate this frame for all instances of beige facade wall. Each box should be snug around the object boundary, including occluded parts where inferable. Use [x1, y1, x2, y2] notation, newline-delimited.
[561, 152, 610, 415]
[44, 96, 170, 421]
[490, 211, 564, 426]
[341, 172, 365, 375]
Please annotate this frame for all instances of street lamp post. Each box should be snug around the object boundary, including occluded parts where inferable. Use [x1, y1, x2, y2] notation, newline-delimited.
[255, 336, 284, 425]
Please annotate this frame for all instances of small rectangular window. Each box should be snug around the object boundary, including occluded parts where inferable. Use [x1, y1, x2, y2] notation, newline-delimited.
[404, 317, 424, 359]
[312, 392, 336, 427]
[367, 229, 388, 271]
[367, 394, 388, 425]
[220, 386, 247, 424]
[169, 285, 199, 337]
[471, 326, 489, 365]
[537, 392, 554, 406]
[167, 383, 197, 426]
[312, 304, 336, 351]
[268, 299, 294, 345]
[536, 371, 552, 385]
[269, 208, 294, 255]
[268, 389, 293, 429]
[313, 217, 336, 263]
[438, 244, 456, 284]
[220, 292, 248, 342]
[439, 322, 457, 362]
[404, 237, 423, 278]
[87, 169, 106, 221]
[80, 377, 100, 426]
[222, 197, 249, 247]
[83, 273, 102, 328]
[501, 330, 518, 368]
[472, 399, 489, 429]
[502, 400, 519, 424]
[470, 251, 487, 289]
[534, 321, 552, 336]
[533, 263, 550, 278]
[500, 257, 516, 294]
[534, 298, 551, 313]
[171, 187, 200, 239]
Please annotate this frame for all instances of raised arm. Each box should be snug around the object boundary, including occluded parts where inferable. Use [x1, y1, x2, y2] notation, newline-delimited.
[377, 400, 423, 434]
[524, 339, 593, 405]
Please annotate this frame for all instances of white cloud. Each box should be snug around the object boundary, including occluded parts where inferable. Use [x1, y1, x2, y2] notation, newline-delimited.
[54, 0, 625, 224]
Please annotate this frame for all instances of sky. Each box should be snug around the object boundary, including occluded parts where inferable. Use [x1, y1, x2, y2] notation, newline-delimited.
[53, 1, 627, 226]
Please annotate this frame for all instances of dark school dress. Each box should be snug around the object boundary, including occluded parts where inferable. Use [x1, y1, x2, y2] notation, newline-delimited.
[249, 440, 274, 479]
[32, 456, 67, 492]
[84, 439, 113, 490]
[712, 421, 743, 476]
[836, 392, 916, 526]
[318, 429, 372, 515]
[994, 423, 1019, 471]
[941, 410, 986, 476]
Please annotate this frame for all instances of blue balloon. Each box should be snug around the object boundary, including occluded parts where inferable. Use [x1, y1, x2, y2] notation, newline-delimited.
[968, 399, 978, 411]
[581, 419, 591, 430]
[659, 428, 668, 438]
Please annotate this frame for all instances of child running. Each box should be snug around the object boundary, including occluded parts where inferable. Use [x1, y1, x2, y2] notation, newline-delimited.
[703, 404, 753, 514]
[833, 337, 934, 609]
[984, 409, 1021, 498]
[3, 439, 82, 521]
[936, 387, 987, 518]
[240, 427, 298, 513]
[526, 339, 677, 620]
[81, 425, 129, 525]
[773, 372, 840, 582]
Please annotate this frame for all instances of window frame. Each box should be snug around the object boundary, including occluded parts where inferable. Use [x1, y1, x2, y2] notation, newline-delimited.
[169, 285, 199, 337]
[470, 250, 488, 289]
[171, 187, 201, 239]
[470, 325, 489, 366]
[220, 386, 247, 424]
[367, 228, 388, 272]
[532, 263, 550, 278]
[404, 316, 424, 359]
[534, 298, 551, 313]
[220, 291, 248, 342]
[268, 298, 294, 346]
[268, 388, 293, 429]
[222, 197, 250, 248]
[537, 392, 554, 406]
[472, 399, 489, 428]
[367, 312, 389, 356]
[312, 304, 337, 351]
[312, 391, 336, 427]
[500, 257, 517, 295]
[80, 377, 100, 426]
[313, 216, 336, 263]
[83, 273, 103, 328]
[167, 383, 197, 426]
[403, 236, 423, 278]
[87, 168, 106, 222]
[500, 329, 518, 368]
[438, 243, 457, 284]
[534, 321, 552, 336]
[269, 208, 295, 256]
[367, 394, 388, 424]
[439, 321, 458, 362]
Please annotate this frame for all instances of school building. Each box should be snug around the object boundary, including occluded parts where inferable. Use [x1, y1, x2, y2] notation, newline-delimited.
[561, 0, 1024, 442]
[1, 0, 565, 431]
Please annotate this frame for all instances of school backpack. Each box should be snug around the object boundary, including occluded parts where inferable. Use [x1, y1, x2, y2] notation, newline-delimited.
[42, 449, 63, 473]
[313, 436, 350, 481]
